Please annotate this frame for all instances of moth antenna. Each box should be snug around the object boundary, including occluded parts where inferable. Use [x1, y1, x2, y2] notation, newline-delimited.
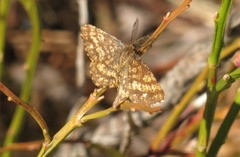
[131, 18, 139, 43]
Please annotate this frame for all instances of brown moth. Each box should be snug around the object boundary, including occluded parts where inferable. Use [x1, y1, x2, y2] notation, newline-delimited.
[80, 23, 164, 110]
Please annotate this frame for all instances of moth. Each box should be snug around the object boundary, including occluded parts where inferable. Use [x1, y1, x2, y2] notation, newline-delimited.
[80, 20, 164, 111]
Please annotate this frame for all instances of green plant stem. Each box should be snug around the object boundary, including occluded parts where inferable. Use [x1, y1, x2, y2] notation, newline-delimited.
[216, 68, 240, 92]
[173, 68, 240, 150]
[0, 0, 11, 80]
[80, 107, 117, 122]
[196, 1, 233, 156]
[208, 0, 233, 67]
[151, 66, 208, 150]
[2, 1, 41, 156]
[151, 36, 240, 151]
[38, 88, 107, 157]
[207, 88, 240, 157]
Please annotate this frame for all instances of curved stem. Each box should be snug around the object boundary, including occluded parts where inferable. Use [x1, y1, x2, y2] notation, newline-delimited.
[2, 1, 41, 156]
[0, 83, 51, 143]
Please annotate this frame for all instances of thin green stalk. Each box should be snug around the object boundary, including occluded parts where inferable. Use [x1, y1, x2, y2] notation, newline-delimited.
[151, 67, 208, 150]
[80, 107, 117, 123]
[208, 0, 233, 68]
[172, 68, 240, 150]
[38, 88, 107, 157]
[151, 36, 240, 151]
[2, 0, 41, 156]
[196, 1, 233, 156]
[0, 0, 11, 80]
[207, 88, 240, 157]
[175, 67, 240, 146]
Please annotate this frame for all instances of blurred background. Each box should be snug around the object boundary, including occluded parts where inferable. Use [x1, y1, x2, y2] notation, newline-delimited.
[1, 0, 240, 156]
